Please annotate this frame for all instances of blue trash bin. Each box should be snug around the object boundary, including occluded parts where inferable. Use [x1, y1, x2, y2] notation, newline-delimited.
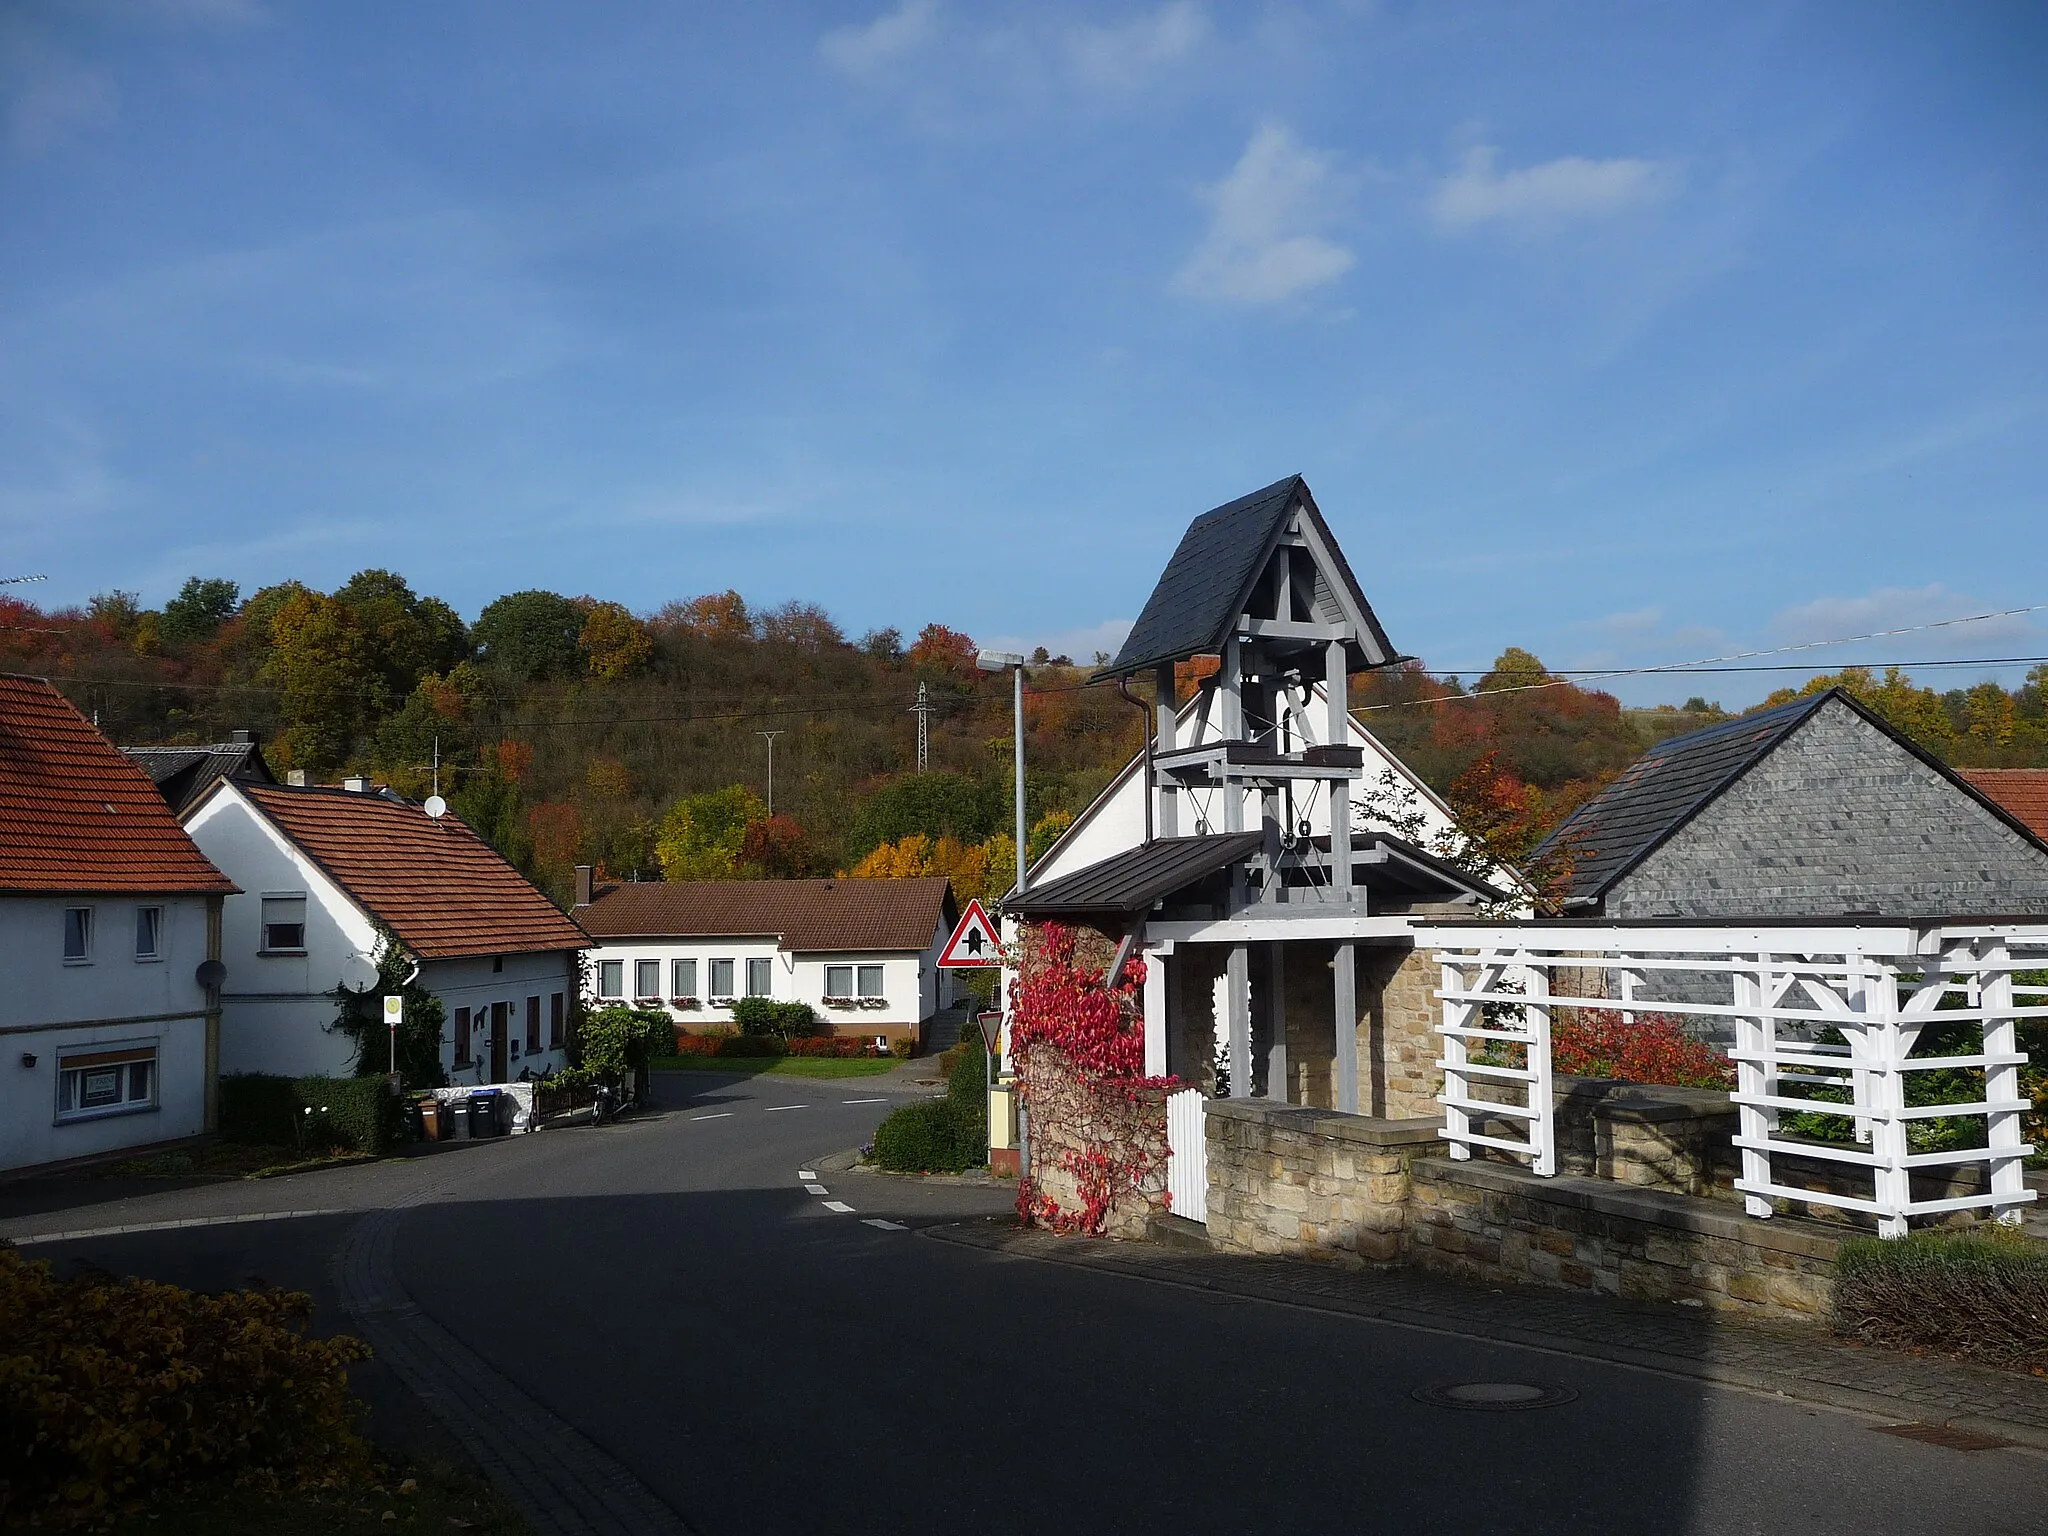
[467, 1089, 502, 1139]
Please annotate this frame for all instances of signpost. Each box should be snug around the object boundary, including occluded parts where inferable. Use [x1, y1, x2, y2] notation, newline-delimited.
[937, 898, 1002, 969]
[939, 900, 1017, 1174]
[383, 994, 403, 1087]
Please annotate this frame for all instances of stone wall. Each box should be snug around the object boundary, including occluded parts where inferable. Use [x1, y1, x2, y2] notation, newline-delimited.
[1360, 944, 1439, 1120]
[1407, 1158, 1838, 1322]
[1202, 1095, 1843, 1325]
[1204, 1100, 1439, 1262]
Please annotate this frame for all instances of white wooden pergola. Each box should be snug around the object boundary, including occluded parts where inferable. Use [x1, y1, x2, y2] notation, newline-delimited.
[1412, 921, 2045, 1237]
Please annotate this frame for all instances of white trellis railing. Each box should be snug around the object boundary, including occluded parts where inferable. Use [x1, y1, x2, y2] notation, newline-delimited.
[1415, 922, 2045, 1237]
[1166, 1087, 1208, 1224]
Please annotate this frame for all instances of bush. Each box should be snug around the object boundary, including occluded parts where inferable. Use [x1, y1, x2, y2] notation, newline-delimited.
[1552, 1008, 1733, 1090]
[576, 1005, 673, 1083]
[1832, 1227, 2048, 1372]
[730, 997, 820, 1039]
[871, 1099, 982, 1174]
[218, 1074, 403, 1154]
[670, 1032, 884, 1059]
[0, 1246, 371, 1529]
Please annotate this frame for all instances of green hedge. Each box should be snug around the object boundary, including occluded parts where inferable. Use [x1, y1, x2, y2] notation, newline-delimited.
[1832, 1227, 2048, 1372]
[731, 997, 819, 1039]
[871, 1035, 991, 1174]
[218, 1074, 403, 1154]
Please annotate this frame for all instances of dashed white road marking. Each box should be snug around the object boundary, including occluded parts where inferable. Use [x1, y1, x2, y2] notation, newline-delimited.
[822, 1200, 856, 1213]
[691, 1112, 734, 1120]
[862, 1219, 907, 1231]
[764, 1105, 806, 1113]
[804, 1183, 829, 1195]
[841, 1097, 887, 1105]
[797, 1169, 818, 1180]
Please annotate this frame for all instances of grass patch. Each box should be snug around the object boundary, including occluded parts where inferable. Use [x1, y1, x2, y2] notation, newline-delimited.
[106, 1455, 526, 1536]
[652, 1053, 899, 1079]
[1832, 1226, 2048, 1374]
[98, 1143, 377, 1181]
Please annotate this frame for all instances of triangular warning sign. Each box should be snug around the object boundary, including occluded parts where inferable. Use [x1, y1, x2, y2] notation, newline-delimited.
[938, 898, 1003, 968]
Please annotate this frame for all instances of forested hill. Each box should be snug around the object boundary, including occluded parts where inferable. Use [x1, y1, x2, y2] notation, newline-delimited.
[6, 577, 2043, 906]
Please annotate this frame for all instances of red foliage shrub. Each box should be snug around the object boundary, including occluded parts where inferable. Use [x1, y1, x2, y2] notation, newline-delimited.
[1553, 1007, 1733, 1090]
[670, 1031, 883, 1059]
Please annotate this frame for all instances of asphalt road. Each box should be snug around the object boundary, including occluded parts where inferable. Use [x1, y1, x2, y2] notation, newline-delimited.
[19, 1068, 2045, 1535]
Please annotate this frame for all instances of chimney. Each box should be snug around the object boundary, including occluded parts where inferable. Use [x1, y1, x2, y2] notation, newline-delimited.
[342, 776, 370, 793]
[574, 864, 593, 907]
[286, 769, 308, 787]
[229, 729, 252, 745]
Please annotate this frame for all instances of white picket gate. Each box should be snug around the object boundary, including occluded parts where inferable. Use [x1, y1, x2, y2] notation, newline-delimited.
[1166, 1087, 1208, 1224]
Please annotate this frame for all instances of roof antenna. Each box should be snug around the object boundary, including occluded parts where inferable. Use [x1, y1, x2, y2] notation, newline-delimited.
[422, 736, 449, 820]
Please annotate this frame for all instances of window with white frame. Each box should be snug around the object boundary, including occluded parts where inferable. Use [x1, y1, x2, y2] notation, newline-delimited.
[709, 958, 735, 999]
[597, 959, 624, 998]
[635, 958, 661, 999]
[260, 894, 306, 953]
[57, 1043, 157, 1121]
[62, 906, 93, 963]
[746, 957, 772, 997]
[135, 906, 163, 962]
[824, 964, 854, 998]
[672, 958, 697, 998]
[857, 964, 885, 999]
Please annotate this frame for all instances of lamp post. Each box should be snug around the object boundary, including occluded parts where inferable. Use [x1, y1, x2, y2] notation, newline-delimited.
[975, 650, 1028, 896]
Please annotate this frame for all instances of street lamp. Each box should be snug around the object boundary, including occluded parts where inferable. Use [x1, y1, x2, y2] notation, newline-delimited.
[975, 650, 1028, 897]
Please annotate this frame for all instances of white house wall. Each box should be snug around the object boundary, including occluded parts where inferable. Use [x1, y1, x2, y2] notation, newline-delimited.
[433, 951, 578, 1087]
[1, 893, 216, 1172]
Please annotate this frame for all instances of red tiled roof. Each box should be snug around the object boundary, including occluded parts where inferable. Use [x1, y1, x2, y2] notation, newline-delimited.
[0, 674, 236, 895]
[1961, 770, 2048, 844]
[234, 781, 588, 960]
[575, 877, 956, 953]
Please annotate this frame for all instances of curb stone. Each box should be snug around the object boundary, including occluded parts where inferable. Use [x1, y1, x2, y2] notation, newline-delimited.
[924, 1220, 2048, 1454]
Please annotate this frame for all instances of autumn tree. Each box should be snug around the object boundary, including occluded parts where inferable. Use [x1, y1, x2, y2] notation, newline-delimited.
[579, 601, 653, 680]
[667, 590, 753, 641]
[264, 590, 377, 776]
[739, 814, 818, 878]
[909, 623, 977, 678]
[656, 785, 768, 881]
[159, 577, 239, 646]
[333, 569, 469, 709]
[473, 590, 585, 681]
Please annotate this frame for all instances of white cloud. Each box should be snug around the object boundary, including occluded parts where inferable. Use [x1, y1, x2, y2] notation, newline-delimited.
[1067, 3, 1208, 92]
[819, 0, 940, 80]
[1173, 123, 1354, 305]
[1431, 145, 1672, 232]
[1772, 584, 2042, 654]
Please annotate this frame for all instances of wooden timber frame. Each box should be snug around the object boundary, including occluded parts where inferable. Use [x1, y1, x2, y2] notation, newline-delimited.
[1413, 919, 2046, 1237]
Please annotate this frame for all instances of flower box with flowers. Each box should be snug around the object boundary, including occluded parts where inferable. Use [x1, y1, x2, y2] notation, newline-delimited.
[859, 995, 889, 1010]
[823, 995, 861, 1009]
[669, 996, 701, 1010]
[707, 996, 735, 1008]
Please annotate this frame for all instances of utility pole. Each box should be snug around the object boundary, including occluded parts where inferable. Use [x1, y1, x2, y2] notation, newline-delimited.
[910, 682, 932, 773]
[758, 730, 783, 816]
[975, 651, 1029, 896]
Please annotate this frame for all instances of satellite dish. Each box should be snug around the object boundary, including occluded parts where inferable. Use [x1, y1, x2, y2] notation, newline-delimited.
[339, 955, 380, 995]
[423, 794, 449, 820]
[194, 958, 227, 990]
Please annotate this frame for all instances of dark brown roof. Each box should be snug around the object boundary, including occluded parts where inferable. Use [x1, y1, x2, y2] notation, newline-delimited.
[123, 738, 276, 814]
[575, 877, 956, 953]
[1961, 770, 2048, 843]
[230, 781, 587, 960]
[1010, 833, 1264, 918]
[0, 674, 235, 896]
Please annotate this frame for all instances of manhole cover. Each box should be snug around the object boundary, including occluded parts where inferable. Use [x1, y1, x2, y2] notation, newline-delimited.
[1412, 1382, 1579, 1411]
[1875, 1422, 2013, 1452]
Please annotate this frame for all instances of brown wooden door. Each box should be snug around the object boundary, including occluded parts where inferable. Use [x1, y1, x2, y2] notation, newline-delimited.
[490, 1001, 508, 1082]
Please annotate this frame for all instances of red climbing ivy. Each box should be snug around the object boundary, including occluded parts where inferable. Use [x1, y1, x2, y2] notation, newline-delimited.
[1009, 922, 1178, 1236]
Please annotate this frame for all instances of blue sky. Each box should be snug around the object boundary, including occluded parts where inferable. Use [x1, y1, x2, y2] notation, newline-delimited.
[2, 1, 2043, 704]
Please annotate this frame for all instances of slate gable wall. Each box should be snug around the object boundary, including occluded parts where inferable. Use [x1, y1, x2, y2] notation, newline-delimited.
[1607, 697, 2048, 919]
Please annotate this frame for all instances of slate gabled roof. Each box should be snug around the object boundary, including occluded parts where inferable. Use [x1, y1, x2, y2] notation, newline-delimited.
[1098, 475, 1396, 679]
[229, 781, 588, 959]
[1010, 832, 1265, 918]
[575, 877, 956, 953]
[0, 674, 236, 895]
[124, 738, 275, 814]
[1536, 687, 2048, 908]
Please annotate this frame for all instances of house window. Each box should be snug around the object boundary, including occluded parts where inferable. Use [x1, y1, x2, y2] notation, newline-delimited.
[454, 1007, 471, 1066]
[549, 992, 564, 1048]
[746, 958, 772, 997]
[62, 906, 93, 963]
[857, 965, 885, 999]
[825, 964, 854, 998]
[635, 959, 661, 999]
[260, 895, 306, 953]
[135, 906, 163, 961]
[526, 996, 541, 1052]
[57, 1044, 156, 1121]
[671, 959, 697, 998]
[709, 959, 735, 999]
[597, 959, 624, 999]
